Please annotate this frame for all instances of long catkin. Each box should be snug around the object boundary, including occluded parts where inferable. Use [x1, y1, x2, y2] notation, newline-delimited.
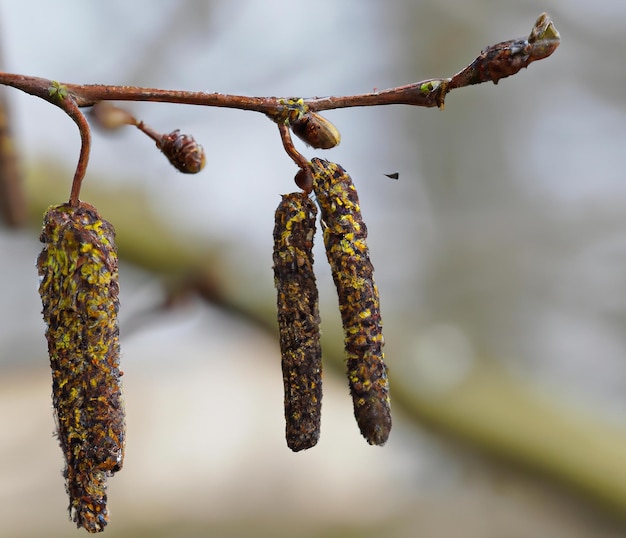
[311, 158, 391, 445]
[272, 192, 322, 451]
[37, 202, 125, 533]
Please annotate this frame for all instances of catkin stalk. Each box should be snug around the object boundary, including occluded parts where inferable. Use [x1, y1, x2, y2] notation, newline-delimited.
[273, 192, 322, 451]
[37, 202, 124, 533]
[311, 158, 391, 445]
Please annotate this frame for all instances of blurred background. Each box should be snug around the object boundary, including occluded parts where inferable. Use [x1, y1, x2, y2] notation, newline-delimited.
[1, 1, 626, 536]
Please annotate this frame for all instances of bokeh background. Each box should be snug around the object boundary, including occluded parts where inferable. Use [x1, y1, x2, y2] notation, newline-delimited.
[2, 1, 626, 536]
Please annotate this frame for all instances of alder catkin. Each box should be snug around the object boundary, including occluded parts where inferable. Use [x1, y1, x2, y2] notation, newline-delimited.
[37, 202, 124, 533]
[272, 192, 322, 451]
[310, 158, 391, 446]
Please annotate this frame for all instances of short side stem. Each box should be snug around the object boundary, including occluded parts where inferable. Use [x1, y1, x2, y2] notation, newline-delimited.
[63, 98, 91, 207]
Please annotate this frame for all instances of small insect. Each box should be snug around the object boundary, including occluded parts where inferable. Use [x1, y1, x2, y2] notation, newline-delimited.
[290, 112, 341, 150]
[384, 172, 399, 180]
[310, 158, 391, 446]
[37, 202, 125, 533]
[273, 192, 323, 451]
[158, 129, 206, 174]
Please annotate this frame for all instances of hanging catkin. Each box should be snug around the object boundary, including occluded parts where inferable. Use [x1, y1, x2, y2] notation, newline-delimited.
[37, 202, 124, 533]
[310, 158, 391, 446]
[273, 192, 322, 451]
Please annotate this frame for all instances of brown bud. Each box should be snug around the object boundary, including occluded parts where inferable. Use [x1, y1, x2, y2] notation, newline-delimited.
[294, 166, 313, 193]
[90, 102, 136, 130]
[158, 130, 206, 174]
[291, 112, 341, 150]
[37, 202, 125, 533]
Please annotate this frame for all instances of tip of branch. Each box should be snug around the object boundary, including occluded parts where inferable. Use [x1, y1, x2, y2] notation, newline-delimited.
[448, 12, 560, 89]
[527, 12, 560, 62]
[530, 13, 561, 45]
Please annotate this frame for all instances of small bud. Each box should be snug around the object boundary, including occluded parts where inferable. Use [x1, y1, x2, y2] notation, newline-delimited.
[37, 202, 125, 533]
[294, 166, 313, 193]
[158, 130, 206, 174]
[48, 81, 68, 100]
[291, 112, 341, 150]
[90, 102, 136, 131]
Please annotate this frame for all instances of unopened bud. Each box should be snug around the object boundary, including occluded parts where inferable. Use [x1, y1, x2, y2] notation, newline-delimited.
[90, 102, 136, 130]
[294, 166, 313, 193]
[291, 112, 341, 150]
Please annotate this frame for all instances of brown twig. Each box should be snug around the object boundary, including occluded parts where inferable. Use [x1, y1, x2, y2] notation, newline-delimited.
[0, 13, 559, 200]
[0, 13, 559, 114]
[278, 123, 314, 192]
[60, 94, 91, 207]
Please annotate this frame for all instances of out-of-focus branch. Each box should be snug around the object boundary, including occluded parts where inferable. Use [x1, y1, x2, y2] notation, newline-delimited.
[0, 75, 26, 226]
[24, 164, 626, 518]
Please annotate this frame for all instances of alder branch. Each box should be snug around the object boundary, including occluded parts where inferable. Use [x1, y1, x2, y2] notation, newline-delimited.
[0, 86, 26, 226]
[0, 12, 559, 203]
[0, 16, 559, 133]
[0, 14, 559, 113]
[7, 14, 563, 533]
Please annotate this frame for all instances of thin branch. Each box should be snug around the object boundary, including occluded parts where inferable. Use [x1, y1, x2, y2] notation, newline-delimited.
[0, 13, 559, 201]
[0, 29, 27, 228]
[61, 95, 91, 207]
[0, 13, 559, 116]
[0, 86, 26, 227]
[41, 82, 91, 206]
[278, 123, 313, 192]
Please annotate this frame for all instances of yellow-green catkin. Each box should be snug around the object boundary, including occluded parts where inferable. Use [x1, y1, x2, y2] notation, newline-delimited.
[310, 158, 391, 446]
[273, 192, 322, 451]
[37, 202, 124, 533]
